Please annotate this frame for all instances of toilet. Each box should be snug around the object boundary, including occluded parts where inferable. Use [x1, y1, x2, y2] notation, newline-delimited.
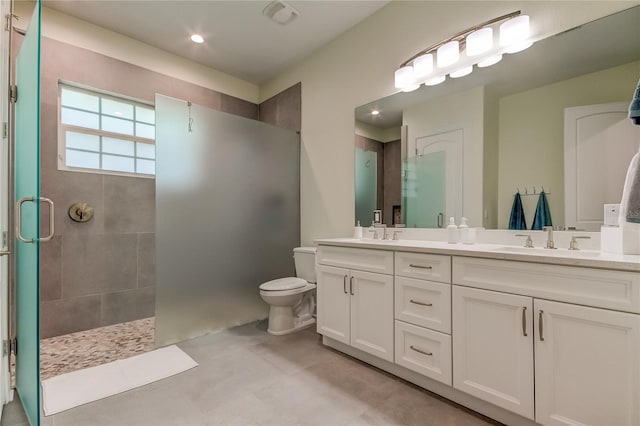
[259, 247, 317, 335]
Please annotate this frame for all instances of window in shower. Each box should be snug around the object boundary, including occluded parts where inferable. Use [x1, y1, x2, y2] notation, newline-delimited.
[57, 82, 156, 177]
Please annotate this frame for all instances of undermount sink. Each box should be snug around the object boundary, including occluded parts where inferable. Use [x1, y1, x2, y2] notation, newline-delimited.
[494, 246, 601, 258]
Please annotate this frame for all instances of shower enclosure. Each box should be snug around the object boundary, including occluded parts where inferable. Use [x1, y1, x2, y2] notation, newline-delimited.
[155, 95, 300, 346]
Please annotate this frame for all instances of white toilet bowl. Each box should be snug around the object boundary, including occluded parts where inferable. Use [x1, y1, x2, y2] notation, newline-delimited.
[259, 247, 317, 335]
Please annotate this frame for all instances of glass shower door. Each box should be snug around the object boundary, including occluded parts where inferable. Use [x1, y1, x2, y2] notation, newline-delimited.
[355, 147, 377, 226]
[14, 2, 42, 424]
[404, 152, 446, 228]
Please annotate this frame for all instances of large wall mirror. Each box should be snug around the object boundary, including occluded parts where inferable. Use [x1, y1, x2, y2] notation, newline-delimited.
[355, 6, 640, 231]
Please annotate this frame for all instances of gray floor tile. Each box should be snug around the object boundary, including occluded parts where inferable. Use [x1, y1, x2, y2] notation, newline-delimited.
[33, 320, 496, 426]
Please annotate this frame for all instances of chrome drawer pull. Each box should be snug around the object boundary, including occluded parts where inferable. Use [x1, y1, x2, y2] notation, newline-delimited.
[410, 299, 433, 307]
[410, 345, 432, 356]
[539, 310, 544, 341]
[343, 275, 348, 294]
[522, 306, 527, 337]
[409, 264, 433, 270]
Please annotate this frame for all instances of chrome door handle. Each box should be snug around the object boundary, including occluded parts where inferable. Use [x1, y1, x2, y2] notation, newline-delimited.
[15, 196, 55, 243]
[16, 197, 35, 243]
[522, 306, 527, 337]
[410, 299, 433, 307]
[40, 197, 55, 242]
[349, 276, 354, 295]
[0, 251, 10, 257]
[343, 275, 348, 294]
[538, 310, 544, 341]
[437, 213, 444, 229]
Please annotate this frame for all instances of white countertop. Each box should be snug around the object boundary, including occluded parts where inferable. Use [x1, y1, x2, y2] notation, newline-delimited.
[315, 238, 640, 272]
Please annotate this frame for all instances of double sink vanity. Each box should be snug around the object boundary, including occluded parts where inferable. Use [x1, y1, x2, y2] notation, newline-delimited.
[314, 234, 640, 426]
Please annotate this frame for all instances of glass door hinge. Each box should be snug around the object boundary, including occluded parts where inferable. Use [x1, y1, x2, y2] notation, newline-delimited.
[10, 85, 17, 103]
[2, 338, 15, 356]
[3, 122, 7, 139]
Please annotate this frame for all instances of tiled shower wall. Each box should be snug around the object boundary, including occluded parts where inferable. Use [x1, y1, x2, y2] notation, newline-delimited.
[39, 37, 301, 338]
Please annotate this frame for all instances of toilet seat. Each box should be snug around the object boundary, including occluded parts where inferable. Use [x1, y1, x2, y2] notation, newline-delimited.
[259, 277, 307, 291]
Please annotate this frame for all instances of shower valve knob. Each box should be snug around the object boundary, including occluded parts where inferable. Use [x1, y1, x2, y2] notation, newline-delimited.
[69, 202, 94, 223]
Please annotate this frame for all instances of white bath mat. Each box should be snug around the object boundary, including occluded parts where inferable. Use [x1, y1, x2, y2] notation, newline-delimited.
[41, 345, 198, 416]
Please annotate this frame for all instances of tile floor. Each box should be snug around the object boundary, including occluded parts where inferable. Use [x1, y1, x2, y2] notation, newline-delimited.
[40, 318, 155, 380]
[3, 321, 499, 426]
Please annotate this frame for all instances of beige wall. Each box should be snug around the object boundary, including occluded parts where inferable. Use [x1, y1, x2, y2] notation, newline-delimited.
[260, 1, 637, 244]
[497, 60, 640, 229]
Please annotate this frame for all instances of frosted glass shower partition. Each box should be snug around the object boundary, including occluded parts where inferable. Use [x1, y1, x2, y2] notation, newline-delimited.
[155, 95, 300, 346]
[404, 152, 446, 228]
[355, 147, 377, 226]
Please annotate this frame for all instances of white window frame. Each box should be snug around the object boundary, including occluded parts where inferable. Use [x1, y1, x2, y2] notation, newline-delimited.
[57, 81, 156, 178]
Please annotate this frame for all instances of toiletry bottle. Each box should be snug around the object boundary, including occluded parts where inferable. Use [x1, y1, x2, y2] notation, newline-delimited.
[459, 217, 469, 244]
[354, 221, 363, 239]
[447, 217, 458, 243]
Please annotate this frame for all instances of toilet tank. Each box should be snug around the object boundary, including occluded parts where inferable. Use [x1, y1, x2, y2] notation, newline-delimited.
[293, 247, 317, 283]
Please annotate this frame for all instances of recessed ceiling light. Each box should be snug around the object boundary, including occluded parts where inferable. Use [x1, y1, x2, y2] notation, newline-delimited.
[371, 110, 380, 116]
[190, 34, 204, 44]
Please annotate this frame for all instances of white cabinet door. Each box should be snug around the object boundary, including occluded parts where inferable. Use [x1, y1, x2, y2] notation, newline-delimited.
[316, 265, 351, 345]
[350, 269, 394, 362]
[452, 286, 534, 420]
[535, 300, 640, 426]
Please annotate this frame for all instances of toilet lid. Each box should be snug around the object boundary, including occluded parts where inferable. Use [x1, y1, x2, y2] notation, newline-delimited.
[260, 277, 308, 291]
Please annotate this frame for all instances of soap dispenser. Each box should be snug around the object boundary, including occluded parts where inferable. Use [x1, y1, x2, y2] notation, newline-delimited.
[354, 220, 363, 239]
[446, 217, 458, 243]
[459, 217, 473, 244]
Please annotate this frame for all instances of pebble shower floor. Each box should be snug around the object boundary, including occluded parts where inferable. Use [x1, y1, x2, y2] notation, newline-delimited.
[40, 317, 155, 380]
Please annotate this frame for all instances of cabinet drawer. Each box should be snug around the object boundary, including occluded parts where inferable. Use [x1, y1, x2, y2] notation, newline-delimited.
[317, 245, 393, 275]
[395, 277, 451, 333]
[453, 257, 640, 313]
[395, 252, 451, 283]
[395, 320, 452, 385]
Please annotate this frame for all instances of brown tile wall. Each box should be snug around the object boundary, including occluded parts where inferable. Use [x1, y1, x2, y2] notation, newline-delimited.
[38, 37, 298, 338]
[259, 82, 301, 132]
[383, 140, 401, 225]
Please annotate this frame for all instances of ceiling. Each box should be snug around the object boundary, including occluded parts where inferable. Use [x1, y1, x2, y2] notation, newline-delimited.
[42, 0, 389, 85]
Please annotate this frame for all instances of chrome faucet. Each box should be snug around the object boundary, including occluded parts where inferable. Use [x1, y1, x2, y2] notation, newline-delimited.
[374, 223, 389, 240]
[515, 234, 534, 248]
[543, 226, 556, 249]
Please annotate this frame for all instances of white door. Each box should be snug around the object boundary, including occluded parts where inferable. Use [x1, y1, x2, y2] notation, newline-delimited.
[535, 299, 640, 426]
[350, 270, 394, 362]
[452, 286, 534, 420]
[316, 265, 351, 345]
[415, 129, 464, 222]
[564, 102, 640, 230]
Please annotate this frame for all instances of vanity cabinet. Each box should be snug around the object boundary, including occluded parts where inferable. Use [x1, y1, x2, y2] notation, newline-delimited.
[534, 299, 640, 426]
[394, 252, 453, 385]
[452, 286, 534, 419]
[452, 257, 640, 426]
[316, 247, 394, 362]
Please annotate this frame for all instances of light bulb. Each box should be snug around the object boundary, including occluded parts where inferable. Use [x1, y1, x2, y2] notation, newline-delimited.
[478, 54, 502, 68]
[425, 76, 446, 86]
[500, 15, 530, 50]
[413, 53, 434, 81]
[394, 66, 415, 90]
[466, 27, 493, 56]
[450, 66, 473, 78]
[190, 34, 204, 44]
[437, 40, 459, 68]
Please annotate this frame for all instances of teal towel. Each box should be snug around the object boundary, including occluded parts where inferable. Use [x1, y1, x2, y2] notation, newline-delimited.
[532, 191, 552, 230]
[508, 192, 527, 230]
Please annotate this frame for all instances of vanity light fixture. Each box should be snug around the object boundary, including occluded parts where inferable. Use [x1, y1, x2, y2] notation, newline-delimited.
[394, 11, 532, 92]
[190, 34, 204, 44]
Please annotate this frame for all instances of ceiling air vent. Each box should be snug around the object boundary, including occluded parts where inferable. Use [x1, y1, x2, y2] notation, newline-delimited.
[263, 0, 300, 26]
